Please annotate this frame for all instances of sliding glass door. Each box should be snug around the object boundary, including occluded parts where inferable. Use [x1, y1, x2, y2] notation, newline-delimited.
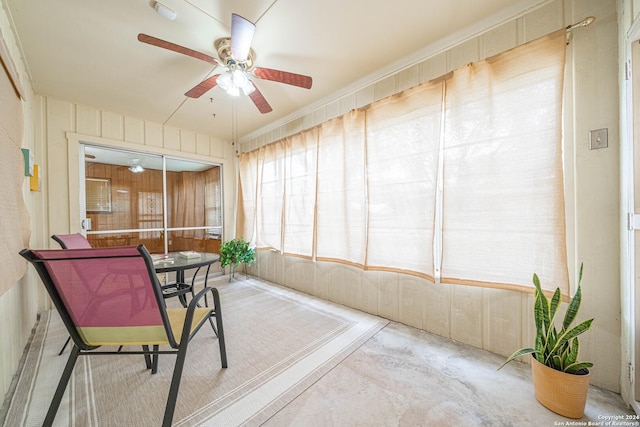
[82, 145, 223, 254]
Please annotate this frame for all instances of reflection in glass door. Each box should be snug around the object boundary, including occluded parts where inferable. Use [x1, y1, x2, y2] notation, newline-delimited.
[166, 157, 223, 255]
[82, 145, 223, 255]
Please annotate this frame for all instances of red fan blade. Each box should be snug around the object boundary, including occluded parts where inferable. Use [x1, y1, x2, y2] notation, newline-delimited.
[248, 84, 273, 114]
[253, 67, 312, 89]
[185, 75, 220, 98]
[230, 14, 255, 62]
[138, 33, 219, 65]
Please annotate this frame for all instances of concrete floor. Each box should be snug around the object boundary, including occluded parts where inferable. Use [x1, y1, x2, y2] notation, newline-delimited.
[264, 321, 634, 427]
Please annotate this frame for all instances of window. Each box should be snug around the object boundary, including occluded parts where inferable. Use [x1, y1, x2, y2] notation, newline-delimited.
[85, 178, 112, 213]
[238, 29, 568, 295]
[440, 29, 568, 293]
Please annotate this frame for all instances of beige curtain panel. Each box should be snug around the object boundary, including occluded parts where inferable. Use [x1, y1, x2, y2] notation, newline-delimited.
[256, 143, 286, 251]
[237, 150, 259, 244]
[282, 128, 318, 258]
[316, 111, 368, 266]
[440, 29, 568, 295]
[237, 29, 568, 295]
[364, 82, 443, 280]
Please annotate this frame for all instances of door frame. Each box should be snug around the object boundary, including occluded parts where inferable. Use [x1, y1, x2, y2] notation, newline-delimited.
[620, 13, 640, 412]
[66, 132, 226, 251]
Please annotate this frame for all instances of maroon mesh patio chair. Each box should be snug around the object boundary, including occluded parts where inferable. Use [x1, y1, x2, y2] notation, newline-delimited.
[51, 233, 207, 354]
[20, 245, 227, 427]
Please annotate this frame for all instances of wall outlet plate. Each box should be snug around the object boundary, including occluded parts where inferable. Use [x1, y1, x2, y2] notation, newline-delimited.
[589, 128, 608, 150]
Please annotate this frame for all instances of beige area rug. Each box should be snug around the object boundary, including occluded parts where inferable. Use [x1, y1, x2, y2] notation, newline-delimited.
[3, 277, 387, 426]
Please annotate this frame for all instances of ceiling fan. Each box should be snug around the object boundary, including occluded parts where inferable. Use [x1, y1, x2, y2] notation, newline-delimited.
[138, 13, 313, 114]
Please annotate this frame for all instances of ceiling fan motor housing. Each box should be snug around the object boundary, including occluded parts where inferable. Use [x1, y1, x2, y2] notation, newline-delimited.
[215, 37, 255, 71]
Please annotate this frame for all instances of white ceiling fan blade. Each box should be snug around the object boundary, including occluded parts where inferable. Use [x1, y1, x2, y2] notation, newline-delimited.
[230, 13, 255, 62]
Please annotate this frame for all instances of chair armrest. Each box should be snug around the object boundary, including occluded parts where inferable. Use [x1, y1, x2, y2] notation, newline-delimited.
[188, 286, 220, 312]
[179, 286, 222, 344]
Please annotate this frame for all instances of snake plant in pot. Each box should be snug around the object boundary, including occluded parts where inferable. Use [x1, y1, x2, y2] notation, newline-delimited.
[499, 263, 593, 418]
[219, 237, 256, 282]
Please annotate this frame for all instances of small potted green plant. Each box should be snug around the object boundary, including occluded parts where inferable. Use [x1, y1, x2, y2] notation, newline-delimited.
[219, 237, 256, 281]
[498, 263, 593, 418]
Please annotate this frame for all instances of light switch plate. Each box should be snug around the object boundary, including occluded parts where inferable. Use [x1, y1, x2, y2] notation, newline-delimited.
[589, 128, 608, 150]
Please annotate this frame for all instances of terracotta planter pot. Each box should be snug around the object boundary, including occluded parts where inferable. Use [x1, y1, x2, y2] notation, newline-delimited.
[530, 356, 591, 419]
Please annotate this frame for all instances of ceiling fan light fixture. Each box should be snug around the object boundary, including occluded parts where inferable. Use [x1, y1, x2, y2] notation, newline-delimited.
[216, 69, 255, 97]
[232, 69, 248, 86]
[216, 71, 231, 89]
[227, 84, 240, 97]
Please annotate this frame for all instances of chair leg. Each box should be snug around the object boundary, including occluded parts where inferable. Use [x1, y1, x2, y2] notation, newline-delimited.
[161, 286, 225, 426]
[58, 336, 71, 355]
[208, 317, 218, 336]
[142, 345, 152, 370]
[44, 345, 80, 426]
[216, 314, 227, 369]
[212, 290, 227, 368]
[162, 340, 190, 427]
[151, 344, 159, 374]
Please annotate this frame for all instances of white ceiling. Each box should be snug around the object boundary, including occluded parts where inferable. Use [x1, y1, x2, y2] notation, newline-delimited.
[3, 0, 550, 142]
